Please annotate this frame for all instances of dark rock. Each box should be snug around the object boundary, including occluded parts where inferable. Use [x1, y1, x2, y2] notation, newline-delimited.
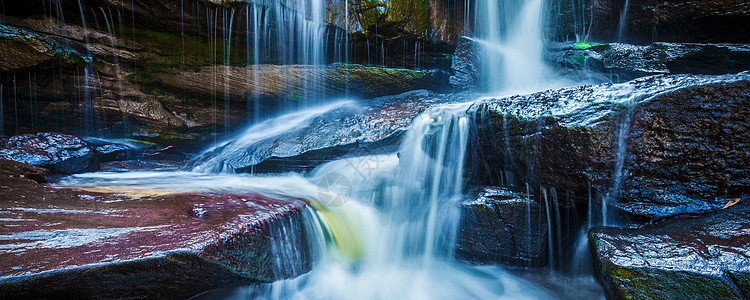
[100, 160, 183, 171]
[550, 42, 750, 80]
[0, 167, 313, 299]
[466, 72, 750, 220]
[457, 187, 547, 267]
[0, 158, 50, 183]
[589, 199, 750, 299]
[561, 0, 750, 44]
[83, 138, 153, 162]
[0, 132, 99, 174]
[449, 36, 481, 89]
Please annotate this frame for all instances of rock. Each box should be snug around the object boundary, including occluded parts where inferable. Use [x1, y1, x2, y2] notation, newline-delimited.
[0, 24, 84, 73]
[100, 160, 183, 171]
[83, 138, 153, 162]
[466, 72, 750, 220]
[0, 132, 99, 174]
[0, 159, 50, 183]
[449, 36, 481, 89]
[563, 0, 750, 43]
[550, 42, 750, 80]
[187, 90, 471, 173]
[589, 199, 750, 299]
[157, 64, 449, 101]
[0, 166, 313, 299]
[457, 187, 547, 267]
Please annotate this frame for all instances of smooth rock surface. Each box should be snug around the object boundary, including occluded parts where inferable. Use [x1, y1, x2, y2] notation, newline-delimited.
[590, 200, 750, 299]
[0, 159, 312, 299]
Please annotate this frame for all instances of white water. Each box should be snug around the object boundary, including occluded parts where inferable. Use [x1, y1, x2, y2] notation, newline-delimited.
[617, 0, 630, 42]
[59, 103, 557, 299]
[474, 0, 552, 94]
[188, 100, 359, 173]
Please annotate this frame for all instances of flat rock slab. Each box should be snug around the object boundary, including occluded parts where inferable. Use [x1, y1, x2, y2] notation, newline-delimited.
[589, 200, 750, 300]
[0, 160, 311, 299]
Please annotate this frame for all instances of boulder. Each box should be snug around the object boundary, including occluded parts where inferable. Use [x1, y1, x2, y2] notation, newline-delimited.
[0, 160, 313, 299]
[449, 36, 481, 89]
[589, 199, 750, 299]
[466, 72, 750, 220]
[457, 187, 547, 268]
[550, 42, 750, 80]
[187, 90, 472, 173]
[0, 132, 99, 174]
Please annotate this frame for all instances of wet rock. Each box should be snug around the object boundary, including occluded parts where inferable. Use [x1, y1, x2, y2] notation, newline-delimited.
[457, 187, 547, 267]
[589, 199, 750, 299]
[0, 168, 313, 299]
[0, 24, 84, 73]
[100, 160, 183, 171]
[83, 138, 152, 162]
[466, 72, 750, 220]
[449, 36, 481, 89]
[187, 90, 473, 173]
[0, 132, 99, 174]
[550, 42, 750, 80]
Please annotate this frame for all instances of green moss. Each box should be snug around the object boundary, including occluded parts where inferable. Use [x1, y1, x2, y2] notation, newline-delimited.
[353, 0, 430, 38]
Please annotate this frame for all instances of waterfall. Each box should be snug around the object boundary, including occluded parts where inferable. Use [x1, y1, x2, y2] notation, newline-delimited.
[61, 102, 555, 299]
[474, 0, 550, 93]
[617, 0, 630, 42]
[187, 100, 359, 173]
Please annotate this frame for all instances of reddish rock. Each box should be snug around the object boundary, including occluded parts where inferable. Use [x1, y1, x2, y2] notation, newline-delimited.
[0, 160, 313, 299]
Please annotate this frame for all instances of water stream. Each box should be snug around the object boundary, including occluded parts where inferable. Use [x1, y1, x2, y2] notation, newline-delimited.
[47, 0, 607, 298]
[59, 103, 560, 299]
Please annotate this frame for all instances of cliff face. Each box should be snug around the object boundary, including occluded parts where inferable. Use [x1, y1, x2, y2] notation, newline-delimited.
[549, 0, 750, 43]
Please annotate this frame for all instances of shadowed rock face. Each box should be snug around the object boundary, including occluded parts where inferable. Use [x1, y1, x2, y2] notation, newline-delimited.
[457, 187, 547, 268]
[589, 200, 750, 300]
[466, 72, 750, 220]
[0, 159, 313, 299]
[563, 0, 750, 44]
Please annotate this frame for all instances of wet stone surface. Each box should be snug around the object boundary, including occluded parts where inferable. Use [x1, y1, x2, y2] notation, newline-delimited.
[466, 72, 750, 220]
[590, 200, 750, 300]
[0, 160, 311, 299]
[457, 187, 547, 267]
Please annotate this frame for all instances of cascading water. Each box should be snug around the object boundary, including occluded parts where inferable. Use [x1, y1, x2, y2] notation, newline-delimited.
[60, 103, 557, 299]
[617, 0, 630, 42]
[474, 0, 551, 93]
